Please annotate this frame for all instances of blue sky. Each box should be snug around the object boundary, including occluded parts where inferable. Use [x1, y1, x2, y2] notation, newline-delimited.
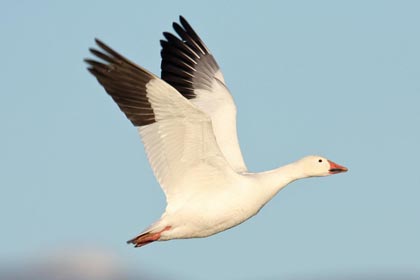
[1, 1, 420, 279]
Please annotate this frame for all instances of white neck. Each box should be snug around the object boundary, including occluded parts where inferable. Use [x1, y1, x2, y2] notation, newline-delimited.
[255, 161, 308, 202]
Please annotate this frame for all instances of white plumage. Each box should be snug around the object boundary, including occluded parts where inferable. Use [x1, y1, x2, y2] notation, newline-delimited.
[86, 16, 348, 247]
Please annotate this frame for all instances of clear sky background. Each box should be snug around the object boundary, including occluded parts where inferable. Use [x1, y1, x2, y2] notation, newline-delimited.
[1, 1, 420, 279]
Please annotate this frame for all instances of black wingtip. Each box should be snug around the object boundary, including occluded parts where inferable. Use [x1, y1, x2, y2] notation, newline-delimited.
[162, 31, 172, 39]
[94, 38, 103, 45]
[86, 67, 95, 75]
[172, 22, 184, 36]
[88, 47, 99, 56]
[172, 21, 179, 30]
[83, 59, 100, 72]
[94, 38, 109, 50]
[179, 15, 187, 24]
[84, 58, 99, 66]
[179, 16, 191, 30]
[162, 31, 179, 42]
[83, 58, 92, 64]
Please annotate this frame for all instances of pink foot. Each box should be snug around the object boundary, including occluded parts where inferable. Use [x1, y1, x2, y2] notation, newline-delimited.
[127, 226, 171, 248]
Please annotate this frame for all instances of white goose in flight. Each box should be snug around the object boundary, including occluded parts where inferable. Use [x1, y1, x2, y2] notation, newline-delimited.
[85, 16, 348, 248]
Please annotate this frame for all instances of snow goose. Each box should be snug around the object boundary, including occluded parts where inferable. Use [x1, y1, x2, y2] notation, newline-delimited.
[85, 16, 348, 248]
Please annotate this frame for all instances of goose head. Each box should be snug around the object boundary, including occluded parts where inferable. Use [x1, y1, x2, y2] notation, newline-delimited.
[297, 155, 348, 177]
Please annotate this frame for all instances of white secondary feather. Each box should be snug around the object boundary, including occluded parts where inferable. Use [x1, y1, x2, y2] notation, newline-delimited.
[138, 78, 234, 205]
[190, 76, 246, 172]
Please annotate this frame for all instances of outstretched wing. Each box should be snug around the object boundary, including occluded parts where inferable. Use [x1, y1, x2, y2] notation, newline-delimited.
[86, 39, 235, 204]
[160, 16, 247, 172]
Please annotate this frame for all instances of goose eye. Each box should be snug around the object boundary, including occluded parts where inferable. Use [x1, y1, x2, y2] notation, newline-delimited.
[318, 159, 323, 163]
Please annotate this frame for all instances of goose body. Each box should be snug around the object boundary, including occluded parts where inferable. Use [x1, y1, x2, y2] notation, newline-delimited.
[85, 16, 348, 247]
